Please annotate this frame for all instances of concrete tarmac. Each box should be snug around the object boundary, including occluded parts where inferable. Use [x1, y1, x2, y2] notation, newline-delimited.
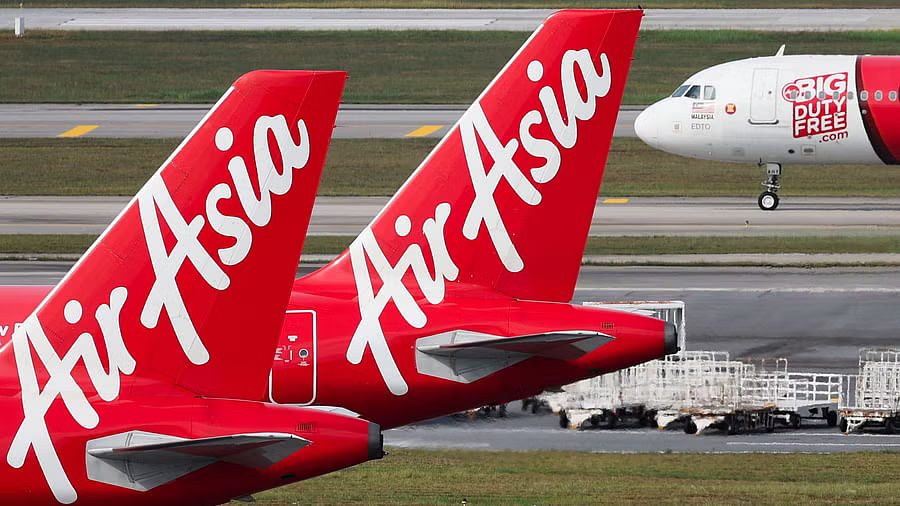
[0, 104, 640, 139]
[385, 410, 900, 453]
[3, 196, 899, 237]
[3, 8, 899, 32]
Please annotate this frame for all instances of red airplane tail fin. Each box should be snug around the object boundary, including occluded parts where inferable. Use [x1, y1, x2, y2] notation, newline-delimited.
[6, 70, 345, 401]
[312, 9, 641, 303]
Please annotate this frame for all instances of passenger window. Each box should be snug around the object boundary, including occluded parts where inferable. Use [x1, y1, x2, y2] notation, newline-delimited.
[703, 85, 716, 100]
[891, 91, 898, 101]
[671, 85, 689, 98]
[860, 90, 869, 101]
[875, 90, 883, 101]
[685, 85, 701, 99]
[804, 91, 812, 100]
[789, 90, 798, 100]
[848, 91, 855, 100]
[832, 91, 840, 100]
[818, 91, 826, 100]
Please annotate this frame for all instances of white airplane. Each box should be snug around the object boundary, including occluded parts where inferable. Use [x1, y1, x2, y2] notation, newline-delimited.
[633, 46, 900, 210]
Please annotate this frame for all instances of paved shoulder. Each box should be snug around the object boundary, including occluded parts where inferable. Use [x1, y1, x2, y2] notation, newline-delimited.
[2, 8, 899, 31]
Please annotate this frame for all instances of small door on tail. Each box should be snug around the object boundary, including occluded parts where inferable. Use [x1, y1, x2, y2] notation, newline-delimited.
[273, 310, 317, 404]
[749, 68, 779, 124]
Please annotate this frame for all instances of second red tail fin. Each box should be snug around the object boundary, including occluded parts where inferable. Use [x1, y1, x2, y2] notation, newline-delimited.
[312, 9, 641, 303]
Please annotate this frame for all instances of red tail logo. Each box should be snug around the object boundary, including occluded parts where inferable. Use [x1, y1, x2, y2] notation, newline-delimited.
[4, 70, 346, 503]
[460, 49, 611, 271]
[303, 10, 642, 396]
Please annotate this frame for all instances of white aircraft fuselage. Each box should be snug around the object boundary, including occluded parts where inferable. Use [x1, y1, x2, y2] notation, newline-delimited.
[634, 53, 900, 209]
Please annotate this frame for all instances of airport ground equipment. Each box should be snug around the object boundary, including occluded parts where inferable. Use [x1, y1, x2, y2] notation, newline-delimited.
[546, 302, 686, 430]
[839, 348, 900, 433]
[544, 301, 843, 434]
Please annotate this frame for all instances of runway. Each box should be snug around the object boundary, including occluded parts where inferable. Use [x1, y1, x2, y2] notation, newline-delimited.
[2, 8, 899, 32]
[0, 104, 641, 139]
[385, 410, 900, 453]
[3, 196, 899, 237]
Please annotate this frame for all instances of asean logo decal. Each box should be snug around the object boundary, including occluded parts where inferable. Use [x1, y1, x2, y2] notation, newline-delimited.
[725, 103, 736, 115]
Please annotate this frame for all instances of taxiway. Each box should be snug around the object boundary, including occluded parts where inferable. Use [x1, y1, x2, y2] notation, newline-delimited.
[2, 8, 898, 32]
[3, 196, 899, 237]
[385, 410, 900, 453]
[0, 104, 638, 139]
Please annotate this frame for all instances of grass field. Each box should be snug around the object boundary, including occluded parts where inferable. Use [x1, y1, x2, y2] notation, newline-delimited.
[5, 137, 900, 198]
[5, 234, 900, 257]
[2, 30, 899, 104]
[15, 1, 900, 8]
[245, 448, 900, 504]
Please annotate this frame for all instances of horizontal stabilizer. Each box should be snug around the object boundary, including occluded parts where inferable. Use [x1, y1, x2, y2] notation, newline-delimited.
[86, 431, 309, 492]
[417, 330, 613, 361]
[415, 330, 614, 383]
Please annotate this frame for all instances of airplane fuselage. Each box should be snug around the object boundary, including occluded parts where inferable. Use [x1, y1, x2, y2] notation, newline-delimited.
[636, 55, 900, 166]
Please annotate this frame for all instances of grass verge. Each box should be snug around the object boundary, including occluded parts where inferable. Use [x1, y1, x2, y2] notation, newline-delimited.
[2, 30, 899, 104]
[5, 137, 900, 198]
[249, 448, 900, 504]
[5, 234, 900, 257]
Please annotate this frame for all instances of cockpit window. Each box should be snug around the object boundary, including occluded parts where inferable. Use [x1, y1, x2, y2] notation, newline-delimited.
[685, 85, 701, 99]
[703, 85, 716, 100]
[671, 85, 690, 98]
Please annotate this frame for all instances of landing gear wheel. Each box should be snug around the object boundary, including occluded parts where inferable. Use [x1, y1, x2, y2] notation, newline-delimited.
[559, 411, 569, 429]
[790, 413, 801, 429]
[839, 417, 848, 433]
[726, 415, 738, 435]
[758, 191, 779, 210]
[826, 410, 838, 427]
[683, 419, 698, 435]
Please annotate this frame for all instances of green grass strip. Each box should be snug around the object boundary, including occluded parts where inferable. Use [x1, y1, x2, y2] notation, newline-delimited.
[4, 234, 900, 256]
[254, 448, 900, 504]
[0, 234, 99, 254]
[2, 30, 899, 104]
[5, 137, 900, 198]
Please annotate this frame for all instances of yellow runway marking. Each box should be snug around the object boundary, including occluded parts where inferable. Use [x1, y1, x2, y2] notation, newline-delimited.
[135, 104, 159, 107]
[405, 125, 443, 137]
[603, 198, 630, 204]
[58, 125, 98, 137]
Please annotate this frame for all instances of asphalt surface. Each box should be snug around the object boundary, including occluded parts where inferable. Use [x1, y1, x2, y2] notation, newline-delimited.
[3, 8, 899, 31]
[3, 196, 899, 237]
[384, 409, 900, 453]
[0, 104, 641, 139]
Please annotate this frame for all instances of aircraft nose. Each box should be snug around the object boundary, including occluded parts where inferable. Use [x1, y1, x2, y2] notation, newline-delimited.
[633, 104, 660, 147]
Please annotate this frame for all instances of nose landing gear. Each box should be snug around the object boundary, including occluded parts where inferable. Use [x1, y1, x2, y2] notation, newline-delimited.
[758, 162, 782, 210]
